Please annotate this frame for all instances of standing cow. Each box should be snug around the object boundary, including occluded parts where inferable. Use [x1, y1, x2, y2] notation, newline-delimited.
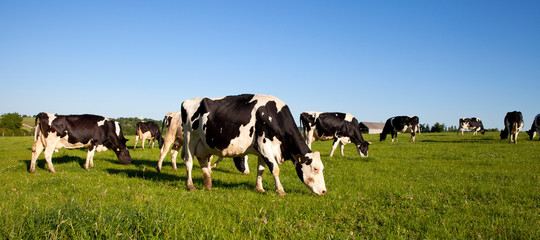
[500, 111, 524, 143]
[380, 116, 419, 142]
[30, 112, 132, 173]
[157, 111, 249, 174]
[299, 111, 370, 157]
[526, 114, 540, 140]
[181, 94, 326, 195]
[133, 121, 163, 150]
[457, 117, 485, 135]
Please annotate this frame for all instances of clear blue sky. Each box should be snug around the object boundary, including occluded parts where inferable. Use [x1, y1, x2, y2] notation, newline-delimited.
[1, 1, 538, 129]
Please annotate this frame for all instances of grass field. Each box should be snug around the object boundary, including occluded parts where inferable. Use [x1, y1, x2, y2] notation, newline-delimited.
[0, 132, 538, 239]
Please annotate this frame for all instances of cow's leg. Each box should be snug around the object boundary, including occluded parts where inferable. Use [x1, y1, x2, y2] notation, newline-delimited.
[410, 130, 416, 142]
[84, 146, 96, 169]
[170, 143, 181, 171]
[210, 156, 223, 169]
[43, 145, 57, 173]
[141, 137, 146, 151]
[133, 135, 139, 150]
[340, 142, 346, 157]
[30, 138, 44, 173]
[255, 156, 266, 193]
[150, 139, 155, 149]
[184, 132, 197, 191]
[198, 156, 212, 190]
[306, 129, 314, 149]
[329, 139, 339, 157]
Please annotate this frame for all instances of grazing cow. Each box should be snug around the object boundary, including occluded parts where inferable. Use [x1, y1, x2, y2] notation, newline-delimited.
[181, 94, 326, 195]
[457, 117, 485, 135]
[299, 111, 370, 157]
[133, 121, 163, 150]
[157, 111, 249, 174]
[500, 111, 524, 143]
[380, 116, 419, 142]
[526, 114, 540, 140]
[30, 112, 132, 173]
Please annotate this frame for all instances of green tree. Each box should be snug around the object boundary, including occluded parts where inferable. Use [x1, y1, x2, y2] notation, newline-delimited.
[430, 122, 446, 132]
[0, 113, 23, 130]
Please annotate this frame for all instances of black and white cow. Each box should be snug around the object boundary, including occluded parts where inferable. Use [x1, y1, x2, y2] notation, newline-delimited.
[157, 111, 250, 174]
[526, 114, 540, 140]
[299, 111, 370, 157]
[181, 94, 326, 195]
[457, 117, 485, 135]
[380, 116, 419, 142]
[500, 111, 524, 143]
[30, 112, 132, 173]
[133, 121, 163, 150]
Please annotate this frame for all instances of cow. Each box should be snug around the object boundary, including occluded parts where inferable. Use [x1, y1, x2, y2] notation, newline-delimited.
[526, 114, 540, 140]
[380, 116, 419, 142]
[30, 112, 132, 173]
[500, 111, 524, 143]
[299, 111, 370, 157]
[133, 121, 163, 150]
[157, 111, 250, 174]
[457, 117, 485, 135]
[181, 94, 326, 196]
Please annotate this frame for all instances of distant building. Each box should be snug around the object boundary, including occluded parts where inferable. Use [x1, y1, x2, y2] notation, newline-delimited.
[359, 122, 385, 134]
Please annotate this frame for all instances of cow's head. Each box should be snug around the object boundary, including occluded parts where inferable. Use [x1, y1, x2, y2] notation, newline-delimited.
[500, 129, 508, 139]
[379, 133, 387, 141]
[295, 152, 326, 196]
[527, 129, 537, 140]
[111, 121, 132, 164]
[356, 141, 371, 157]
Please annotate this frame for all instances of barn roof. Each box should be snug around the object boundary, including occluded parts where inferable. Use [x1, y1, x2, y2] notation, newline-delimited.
[360, 122, 385, 130]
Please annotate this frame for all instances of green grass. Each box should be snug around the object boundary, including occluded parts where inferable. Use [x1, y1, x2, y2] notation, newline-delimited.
[0, 132, 538, 239]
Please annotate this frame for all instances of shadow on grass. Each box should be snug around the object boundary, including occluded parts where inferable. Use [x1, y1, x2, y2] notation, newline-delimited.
[420, 138, 497, 143]
[21, 155, 86, 171]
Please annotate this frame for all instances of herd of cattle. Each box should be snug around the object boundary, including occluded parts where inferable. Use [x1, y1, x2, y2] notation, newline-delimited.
[29, 94, 540, 195]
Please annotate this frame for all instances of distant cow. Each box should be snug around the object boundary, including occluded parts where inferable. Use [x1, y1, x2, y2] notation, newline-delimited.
[30, 112, 132, 173]
[500, 111, 524, 143]
[133, 121, 163, 150]
[380, 116, 419, 142]
[299, 111, 370, 157]
[182, 94, 326, 195]
[157, 111, 249, 174]
[457, 117, 485, 135]
[526, 114, 540, 140]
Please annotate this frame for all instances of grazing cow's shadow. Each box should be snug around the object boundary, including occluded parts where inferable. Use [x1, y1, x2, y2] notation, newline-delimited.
[420, 138, 495, 143]
[105, 167, 255, 190]
[21, 155, 86, 171]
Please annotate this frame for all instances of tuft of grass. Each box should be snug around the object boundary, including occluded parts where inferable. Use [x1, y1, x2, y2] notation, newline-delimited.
[0, 132, 538, 239]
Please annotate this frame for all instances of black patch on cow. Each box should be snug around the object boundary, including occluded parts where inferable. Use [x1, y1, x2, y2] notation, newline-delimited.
[501, 111, 523, 140]
[193, 94, 257, 150]
[232, 156, 247, 173]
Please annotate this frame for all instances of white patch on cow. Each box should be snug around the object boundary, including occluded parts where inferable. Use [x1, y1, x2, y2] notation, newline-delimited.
[97, 120, 106, 126]
[257, 133, 283, 164]
[251, 95, 286, 112]
[344, 113, 354, 122]
[47, 113, 56, 126]
[96, 145, 108, 152]
[114, 121, 121, 136]
[268, 116, 272, 122]
[220, 121, 256, 156]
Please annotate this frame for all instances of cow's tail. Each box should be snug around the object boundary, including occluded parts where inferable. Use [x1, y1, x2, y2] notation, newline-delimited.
[34, 112, 49, 146]
[33, 114, 40, 141]
[159, 115, 168, 149]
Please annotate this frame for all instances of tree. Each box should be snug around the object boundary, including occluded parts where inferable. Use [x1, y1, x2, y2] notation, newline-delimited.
[0, 112, 23, 130]
[430, 122, 446, 132]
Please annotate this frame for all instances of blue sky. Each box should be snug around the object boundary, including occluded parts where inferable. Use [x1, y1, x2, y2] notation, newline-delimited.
[1, 1, 539, 129]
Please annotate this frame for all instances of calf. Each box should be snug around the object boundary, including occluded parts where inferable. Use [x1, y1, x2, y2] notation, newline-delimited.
[30, 112, 132, 173]
[182, 94, 326, 195]
[157, 111, 249, 174]
[457, 117, 485, 135]
[526, 114, 540, 140]
[300, 111, 370, 157]
[500, 111, 524, 143]
[380, 116, 419, 142]
[133, 121, 163, 150]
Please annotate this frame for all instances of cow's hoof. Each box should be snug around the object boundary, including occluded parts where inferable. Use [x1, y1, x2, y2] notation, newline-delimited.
[243, 171, 250, 175]
[187, 185, 197, 191]
[276, 190, 286, 196]
[29, 169, 35, 174]
[210, 164, 217, 169]
[83, 164, 89, 169]
[49, 169, 56, 173]
[156, 167, 161, 173]
[256, 187, 265, 193]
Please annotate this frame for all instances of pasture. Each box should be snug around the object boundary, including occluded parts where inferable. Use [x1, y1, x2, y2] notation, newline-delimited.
[0, 132, 538, 239]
